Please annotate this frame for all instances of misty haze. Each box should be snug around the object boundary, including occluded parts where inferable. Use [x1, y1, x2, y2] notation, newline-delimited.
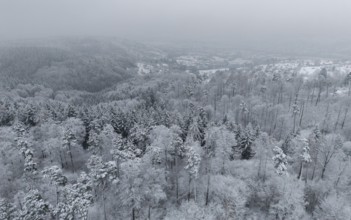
[1, 1, 351, 220]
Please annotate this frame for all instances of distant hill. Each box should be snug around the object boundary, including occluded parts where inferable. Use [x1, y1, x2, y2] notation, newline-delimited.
[0, 38, 164, 92]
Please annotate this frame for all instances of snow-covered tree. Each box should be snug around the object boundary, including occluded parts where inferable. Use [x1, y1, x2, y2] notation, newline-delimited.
[18, 190, 52, 220]
[129, 123, 150, 151]
[292, 102, 300, 132]
[18, 139, 38, 187]
[110, 135, 139, 168]
[184, 140, 201, 201]
[272, 146, 288, 175]
[240, 124, 256, 160]
[53, 172, 93, 220]
[205, 126, 236, 174]
[61, 118, 86, 172]
[22, 147, 38, 176]
[0, 198, 18, 220]
[297, 138, 312, 180]
[87, 155, 119, 220]
[87, 156, 119, 187]
[308, 126, 323, 180]
[42, 165, 67, 187]
[119, 158, 144, 220]
[319, 134, 343, 179]
[87, 128, 103, 155]
[42, 165, 67, 205]
[187, 116, 202, 143]
[315, 194, 351, 220]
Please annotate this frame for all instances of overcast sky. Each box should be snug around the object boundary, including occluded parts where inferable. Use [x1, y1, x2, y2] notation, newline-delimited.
[1, 0, 351, 46]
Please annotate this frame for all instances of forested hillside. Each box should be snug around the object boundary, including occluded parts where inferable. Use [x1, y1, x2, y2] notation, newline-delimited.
[0, 38, 166, 92]
[0, 40, 351, 219]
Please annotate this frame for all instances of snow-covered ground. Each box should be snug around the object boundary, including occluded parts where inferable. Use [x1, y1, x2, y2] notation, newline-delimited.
[335, 87, 349, 97]
[274, 62, 299, 69]
[229, 58, 252, 65]
[198, 68, 230, 83]
[137, 63, 154, 75]
[298, 66, 321, 80]
[337, 65, 351, 74]
[212, 56, 226, 62]
[176, 56, 199, 66]
[320, 59, 334, 65]
[199, 68, 229, 76]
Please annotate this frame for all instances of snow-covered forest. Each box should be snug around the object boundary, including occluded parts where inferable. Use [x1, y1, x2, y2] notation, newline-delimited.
[1, 38, 351, 219]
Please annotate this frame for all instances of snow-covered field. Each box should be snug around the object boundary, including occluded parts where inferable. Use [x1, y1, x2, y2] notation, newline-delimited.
[199, 68, 229, 76]
[176, 56, 199, 66]
[274, 62, 299, 69]
[298, 66, 321, 80]
[137, 63, 153, 75]
[337, 65, 351, 74]
[229, 58, 252, 65]
[335, 87, 349, 96]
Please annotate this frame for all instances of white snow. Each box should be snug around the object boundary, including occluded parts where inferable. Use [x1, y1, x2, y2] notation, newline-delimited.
[229, 58, 252, 65]
[320, 60, 334, 65]
[137, 63, 153, 75]
[274, 62, 299, 69]
[298, 66, 321, 80]
[337, 65, 351, 74]
[176, 56, 199, 66]
[199, 68, 229, 76]
[335, 87, 349, 96]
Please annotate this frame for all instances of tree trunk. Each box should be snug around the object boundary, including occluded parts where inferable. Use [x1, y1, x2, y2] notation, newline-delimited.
[341, 107, 349, 129]
[164, 149, 168, 182]
[176, 173, 179, 204]
[221, 160, 225, 175]
[188, 178, 191, 201]
[306, 88, 310, 104]
[335, 170, 343, 188]
[293, 115, 297, 133]
[102, 183, 107, 220]
[321, 164, 326, 180]
[148, 205, 151, 220]
[68, 143, 75, 173]
[59, 150, 64, 169]
[315, 84, 322, 106]
[279, 84, 284, 104]
[335, 161, 347, 188]
[263, 150, 267, 182]
[194, 179, 197, 202]
[299, 101, 305, 127]
[257, 152, 262, 179]
[56, 186, 59, 205]
[69, 150, 75, 173]
[304, 164, 308, 184]
[214, 97, 217, 117]
[311, 160, 317, 181]
[297, 161, 303, 179]
[103, 188, 107, 220]
[310, 87, 315, 104]
[132, 208, 135, 220]
[117, 157, 120, 178]
[334, 106, 342, 131]
[321, 156, 330, 180]
[205, 173, 210, 206]
[174, 155, 179, 205]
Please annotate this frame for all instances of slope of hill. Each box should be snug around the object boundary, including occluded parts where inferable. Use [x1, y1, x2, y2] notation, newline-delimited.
[0, 38, 164, 92]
